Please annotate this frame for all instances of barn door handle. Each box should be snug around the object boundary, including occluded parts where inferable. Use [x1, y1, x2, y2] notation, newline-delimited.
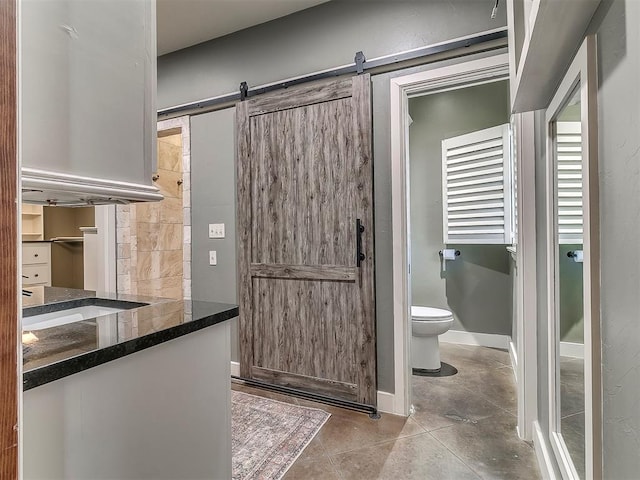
[356, 219, 365, 267]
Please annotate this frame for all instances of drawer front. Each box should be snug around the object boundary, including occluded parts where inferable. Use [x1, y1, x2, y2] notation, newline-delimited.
[23, 243, 50, 265]
[22, 264, 50, 286]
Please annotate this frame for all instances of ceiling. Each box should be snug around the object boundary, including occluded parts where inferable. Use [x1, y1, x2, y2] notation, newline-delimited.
[156, 0, 331, 56]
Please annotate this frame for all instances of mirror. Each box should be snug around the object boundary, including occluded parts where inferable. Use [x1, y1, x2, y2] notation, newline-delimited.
[554, 85, 585, 478]
[546, 36, 600, 480]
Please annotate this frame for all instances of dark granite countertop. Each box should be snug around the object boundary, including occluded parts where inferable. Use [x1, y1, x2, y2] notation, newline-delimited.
[22, 287, 238, 391]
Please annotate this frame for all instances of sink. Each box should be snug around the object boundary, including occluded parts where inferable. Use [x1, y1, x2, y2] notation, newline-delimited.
[22, 298, 148, 331]
[23, 306, 124, 331]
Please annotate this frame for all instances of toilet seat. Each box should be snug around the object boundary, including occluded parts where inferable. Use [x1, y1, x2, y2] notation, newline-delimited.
[411, 306, 453, 321]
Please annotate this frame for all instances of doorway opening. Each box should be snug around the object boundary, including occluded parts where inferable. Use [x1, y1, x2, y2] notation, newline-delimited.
[115, 116, 191, 303]
[390, 52, 538, 440]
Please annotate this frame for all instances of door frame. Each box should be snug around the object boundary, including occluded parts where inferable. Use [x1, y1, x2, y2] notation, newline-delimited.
[0, 0, 22, 479]
[544, 35, 601, 480]
[0, 0, 20, 476]
[389, 52, 538, 428]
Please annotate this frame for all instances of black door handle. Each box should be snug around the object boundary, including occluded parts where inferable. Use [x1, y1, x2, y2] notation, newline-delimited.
[356, 219, 365, 267]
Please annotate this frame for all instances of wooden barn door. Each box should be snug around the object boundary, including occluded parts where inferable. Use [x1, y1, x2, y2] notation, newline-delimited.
[236, 74, 376, 407]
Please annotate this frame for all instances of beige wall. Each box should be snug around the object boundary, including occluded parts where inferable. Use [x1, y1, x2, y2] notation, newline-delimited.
[43, 206, 94, 289]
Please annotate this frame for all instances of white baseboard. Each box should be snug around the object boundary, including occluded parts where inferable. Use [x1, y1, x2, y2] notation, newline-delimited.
[230, 361, 399, 415]
[533, 420, 558, 480]
[560, 341, 584, 359]
[440, 330, 511, 350]
[508, 340, 518, 382]
[376, 391, 396, 414]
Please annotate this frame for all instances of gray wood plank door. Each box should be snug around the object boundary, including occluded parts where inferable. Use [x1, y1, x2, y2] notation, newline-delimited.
[236, 74, 376, 406]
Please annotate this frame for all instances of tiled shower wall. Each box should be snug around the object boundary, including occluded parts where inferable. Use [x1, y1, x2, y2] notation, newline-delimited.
[116, 116, 191, 309]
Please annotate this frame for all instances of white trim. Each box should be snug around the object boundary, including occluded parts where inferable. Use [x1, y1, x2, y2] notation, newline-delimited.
[534, 421, 559, 480]
[560, 342, 584, 359]
[95, 206, 117, 293]
[21, 167, 162, 204]
[376, 391, 396, 414]
[390, 52, 510, 418]
[231, 360, 397, 415]
[545, 36, 601, 480]
[440, 331, 511, 350]
[509, 339, 518, 381]
[514, 111, 538, 442]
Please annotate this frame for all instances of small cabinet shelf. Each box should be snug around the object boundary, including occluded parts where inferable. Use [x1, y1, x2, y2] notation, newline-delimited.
[21, 204, 44, 241]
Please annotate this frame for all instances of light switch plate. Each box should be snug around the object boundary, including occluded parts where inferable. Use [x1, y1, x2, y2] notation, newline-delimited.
[209, 251, 217, 265]
[208, 223, 225, 239]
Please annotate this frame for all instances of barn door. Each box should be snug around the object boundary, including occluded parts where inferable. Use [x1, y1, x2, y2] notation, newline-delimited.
[236, 74, 376, 407]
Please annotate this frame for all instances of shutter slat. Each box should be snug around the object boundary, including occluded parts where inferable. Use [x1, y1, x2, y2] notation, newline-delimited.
[446, 148, 504, 165]
[442, 124, 512, 244]
[556, 122, 583, 244]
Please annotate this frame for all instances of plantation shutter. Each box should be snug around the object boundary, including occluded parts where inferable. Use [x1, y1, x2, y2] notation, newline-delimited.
[556, 122, 583, 244]
[442, 124, 513, 244]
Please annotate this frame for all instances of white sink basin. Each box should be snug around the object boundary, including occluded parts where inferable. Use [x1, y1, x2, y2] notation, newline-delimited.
[23, 305, 124, 331]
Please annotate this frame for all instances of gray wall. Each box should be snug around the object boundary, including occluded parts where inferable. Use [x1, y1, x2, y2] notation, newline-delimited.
[533, 1, 640, 478]
[159, 0, 507, 393]
[559, 244, 584, 343]
[589, 0, 640, 477]
[408, 81, 512, 335]
[190, 110, 240, 360]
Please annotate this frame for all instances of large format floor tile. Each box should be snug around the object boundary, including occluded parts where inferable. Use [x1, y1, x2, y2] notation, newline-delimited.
[411, 378, 500, 431]
[430, 410, 541, 480]
[331, 432, 481, 480]
[234, 344, 541, 480]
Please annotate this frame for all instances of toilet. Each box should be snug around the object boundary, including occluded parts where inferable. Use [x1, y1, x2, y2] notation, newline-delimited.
[411, 306, 454, 372]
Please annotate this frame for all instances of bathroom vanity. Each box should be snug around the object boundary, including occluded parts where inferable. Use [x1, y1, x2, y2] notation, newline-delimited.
[22, 287, 237, 480]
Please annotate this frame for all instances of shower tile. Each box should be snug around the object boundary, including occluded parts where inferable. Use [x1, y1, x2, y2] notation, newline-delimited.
[155, 168, 183, 199]
[159, 196, 183, 224]
[158, 140, 182, 172]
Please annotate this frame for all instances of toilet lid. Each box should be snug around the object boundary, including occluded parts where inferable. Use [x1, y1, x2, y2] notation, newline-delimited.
[411, 306, 453, 320]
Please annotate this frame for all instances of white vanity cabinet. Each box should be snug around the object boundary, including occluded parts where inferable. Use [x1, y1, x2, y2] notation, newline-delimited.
[22, 243, 52, 288]
[20, 0, 161, 205]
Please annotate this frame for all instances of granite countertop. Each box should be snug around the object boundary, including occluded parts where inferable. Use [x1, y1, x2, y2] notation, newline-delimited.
[22, 287, 238, 391]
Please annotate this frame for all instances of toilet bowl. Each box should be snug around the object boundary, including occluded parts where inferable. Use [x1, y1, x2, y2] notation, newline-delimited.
[411, 306, 454, 372]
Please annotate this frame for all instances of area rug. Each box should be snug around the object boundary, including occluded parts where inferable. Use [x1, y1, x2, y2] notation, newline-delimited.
[232, 390, 330, 480]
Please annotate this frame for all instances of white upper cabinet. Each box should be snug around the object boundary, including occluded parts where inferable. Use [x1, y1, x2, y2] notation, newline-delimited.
[507, 0, 601, 113]
[20, 0, 161, 205]
[442, 124, 514, 245]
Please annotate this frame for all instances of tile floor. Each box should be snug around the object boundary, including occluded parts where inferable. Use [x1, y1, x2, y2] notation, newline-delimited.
[560, 356, 585, 479]
[233, 342, 542, 480]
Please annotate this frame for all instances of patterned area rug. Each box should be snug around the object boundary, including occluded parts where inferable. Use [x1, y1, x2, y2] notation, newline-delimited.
[232, 390, 330, 480]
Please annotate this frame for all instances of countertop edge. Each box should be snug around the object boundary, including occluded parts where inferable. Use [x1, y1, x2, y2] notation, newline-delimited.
[23, 305, 238, 391]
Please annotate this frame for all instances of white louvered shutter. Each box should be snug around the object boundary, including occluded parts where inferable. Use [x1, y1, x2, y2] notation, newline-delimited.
[556, 122, 583, 244]
[442, 124, 513, 244]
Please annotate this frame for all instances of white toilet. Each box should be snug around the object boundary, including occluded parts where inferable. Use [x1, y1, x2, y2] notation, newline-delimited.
[411, 306, 454, 372]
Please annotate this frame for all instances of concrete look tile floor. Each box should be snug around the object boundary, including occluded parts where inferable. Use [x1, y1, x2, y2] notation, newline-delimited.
[232, 342, 542, 480]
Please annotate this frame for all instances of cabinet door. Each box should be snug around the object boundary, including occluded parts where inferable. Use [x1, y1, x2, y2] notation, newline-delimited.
[21, 0, 157, 196]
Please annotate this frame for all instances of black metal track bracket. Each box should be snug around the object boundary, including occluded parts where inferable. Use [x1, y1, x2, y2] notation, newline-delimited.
[354, 51, 366, 74]
[239, 81, 248, 101]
